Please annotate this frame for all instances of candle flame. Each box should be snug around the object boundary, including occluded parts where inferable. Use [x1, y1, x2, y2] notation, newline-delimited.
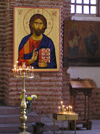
[61, 101, 63, 104]
[63, 105, 65, 108]
[58, 106, 60, 109]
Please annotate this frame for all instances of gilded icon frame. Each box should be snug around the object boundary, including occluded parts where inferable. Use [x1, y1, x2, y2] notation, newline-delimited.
[13, 6, 60, 72]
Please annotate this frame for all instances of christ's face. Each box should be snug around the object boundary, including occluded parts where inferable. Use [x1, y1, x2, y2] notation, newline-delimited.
[32, 19, 44, 36]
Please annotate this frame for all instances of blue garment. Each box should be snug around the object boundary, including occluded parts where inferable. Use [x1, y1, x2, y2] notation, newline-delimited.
[18, 34, 57, 69]
[84, 32, 98, 57]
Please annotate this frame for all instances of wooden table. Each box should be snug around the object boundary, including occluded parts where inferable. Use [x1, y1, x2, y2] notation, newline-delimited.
[69, 79, 93, 130]
[53, 112, 78, 134]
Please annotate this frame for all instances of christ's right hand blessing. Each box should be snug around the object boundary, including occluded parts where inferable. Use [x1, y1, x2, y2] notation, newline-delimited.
[29, 48, 38, 64]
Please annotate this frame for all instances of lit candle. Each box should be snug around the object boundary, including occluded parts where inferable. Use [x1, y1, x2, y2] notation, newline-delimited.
[61, 101, 63, 112]
[62, 105, 65, 112]
[13, 65, 16, 76]
[14, 65, 16, 70]
[31, 66, 34, 76]
[58, 106, 60, 113]
[32, 66, 34, 70]
[64, 109, 66, 112]
[61, 101, 63, 105]
[17, 69, 19, 76]
[16, 61, 18, 69]
[66, 106, 68, 112]
[22, 62, 26, 69]
[19, 67, 22, 76]
[70, 106, 72, 112]
[26, 66, 29, 76]
[69, 105, 71, 112]
[29, 66, 32, 75]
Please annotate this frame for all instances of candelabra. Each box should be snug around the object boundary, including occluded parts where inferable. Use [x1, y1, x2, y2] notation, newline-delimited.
[12, 62, 34, 134]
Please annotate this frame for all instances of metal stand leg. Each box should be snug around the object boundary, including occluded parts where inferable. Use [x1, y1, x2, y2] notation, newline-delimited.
[67, 121, 70, 134]
[74, 120, 76, 134]
[54, 119, 55, 134]
[19, 77, 30, 134]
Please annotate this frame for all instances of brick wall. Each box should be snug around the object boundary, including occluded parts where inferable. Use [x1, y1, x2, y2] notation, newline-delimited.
[0, 0, 6, 103]
[0, 0, 100, 119]
[0, 0, 70, 114]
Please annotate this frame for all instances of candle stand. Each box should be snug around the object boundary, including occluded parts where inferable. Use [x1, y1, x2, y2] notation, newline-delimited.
[12, 62, 34, 134]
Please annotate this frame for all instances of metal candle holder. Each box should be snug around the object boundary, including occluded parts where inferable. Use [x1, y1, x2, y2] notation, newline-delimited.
[12, 62, 34, 134]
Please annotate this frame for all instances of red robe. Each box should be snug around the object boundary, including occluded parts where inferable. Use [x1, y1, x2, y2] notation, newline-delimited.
[18, 38, 41, 66]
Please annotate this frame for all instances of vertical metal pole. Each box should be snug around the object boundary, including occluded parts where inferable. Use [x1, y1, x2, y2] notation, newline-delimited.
[84, 95, 86, 120]
[19, 73, 30, 134]
[74, 120, 76, 134]
[54, 119, 55, 134]
[88, 95, 90, 120]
